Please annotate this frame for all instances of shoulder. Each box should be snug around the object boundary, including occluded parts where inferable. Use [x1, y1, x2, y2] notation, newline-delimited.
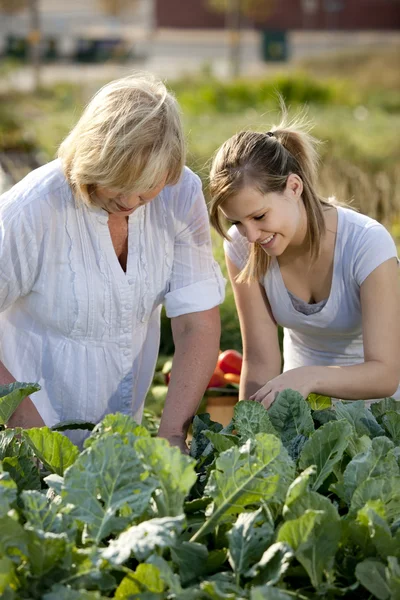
[160, 166, 204, 216]
[338, 207, 398, 284]
[0, 160, 71, 228]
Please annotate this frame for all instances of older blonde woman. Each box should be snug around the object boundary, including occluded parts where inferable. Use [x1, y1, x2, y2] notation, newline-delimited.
[0, 73, 225, 451]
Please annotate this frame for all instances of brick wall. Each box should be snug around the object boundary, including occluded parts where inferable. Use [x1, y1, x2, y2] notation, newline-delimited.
[155, 0, 400, 30]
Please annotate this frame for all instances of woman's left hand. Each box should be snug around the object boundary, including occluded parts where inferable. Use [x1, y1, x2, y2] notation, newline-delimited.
[158, 433, 189, 455]
[249, 367, 315, 410]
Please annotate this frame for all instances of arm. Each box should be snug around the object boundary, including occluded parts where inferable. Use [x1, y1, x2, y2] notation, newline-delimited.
[226, 255, 281, 400]
[251, 258, 400, 406]
[0, 361, 44, 428]
[157, 307, 221, 451]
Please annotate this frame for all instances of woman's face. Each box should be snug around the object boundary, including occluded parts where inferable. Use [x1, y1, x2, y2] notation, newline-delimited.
[93, 179, 166, 216]
[220, 175, 306, 257]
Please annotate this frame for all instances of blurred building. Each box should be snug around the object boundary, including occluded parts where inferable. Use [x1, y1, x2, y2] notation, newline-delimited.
[155, 0, 400, 30]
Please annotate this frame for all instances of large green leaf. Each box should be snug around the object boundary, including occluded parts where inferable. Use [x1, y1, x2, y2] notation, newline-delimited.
[0, 556, 18, 595]
[246, 542, 294, 587]
[371, 397, 400, 422]
[0, 430, 15, 460]
[307, 393, 332, 410]
[146, 555, 183, 595]
[0, 469, 17, 517]
[299, 419, 352, 491]
[343, 436, 399, 504]
[25, 528, 68, 577]
[335, 400, 384, 438]
[84, 412, 148, 448]
[0, 382, 40, 425]
[190, 414, 223, 460]
[350, 476, 400, 520]
[204, 431, 239, 453]
[21, 490, 76, 539]
[2, 456, 41, 492]
[356, 503, 400, 559]
[170, 541, 209, 586]
[0, 514, 29, 559]
[23, 427, 79, 476]
[283, 471, 340, 524]
[43, 585, 104, 599]
[227, 508, 274, 578]
[277, 508, 341, 590]
[355, 559, 391, 600]
[382, 411, 400, 443]
[267, 389, 314, 447]
[102, 515, 184, 564]
[233, 401, 277, 439]
[191, 434, 294, 542]
[135, 437, 197, 516]
[250, 587, 294, 600]
[387, 557, 400, 600]
[114, 564, 164, 597]
[63, 433, 157, 542]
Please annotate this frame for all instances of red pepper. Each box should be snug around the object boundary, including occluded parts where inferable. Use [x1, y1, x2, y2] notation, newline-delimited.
[217, 350, 243, 375]
[207, 366, 226, 389]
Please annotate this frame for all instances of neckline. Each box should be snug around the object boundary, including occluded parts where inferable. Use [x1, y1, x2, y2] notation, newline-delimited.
[271, 205, 342, 316]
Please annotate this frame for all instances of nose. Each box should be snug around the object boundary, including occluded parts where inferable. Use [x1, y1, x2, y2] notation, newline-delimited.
[244, 223, 262, 244]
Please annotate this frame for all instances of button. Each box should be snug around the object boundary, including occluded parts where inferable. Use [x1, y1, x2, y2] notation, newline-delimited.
[123, 350, 130, 356]
[124, 304, 131, 310]
[128, 279, 134, 285]
[123, 327, 129, 333]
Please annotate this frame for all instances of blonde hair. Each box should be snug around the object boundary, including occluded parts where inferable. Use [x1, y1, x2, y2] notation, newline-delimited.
[58, 72, 185, 205]
[209, 115, 331, 283]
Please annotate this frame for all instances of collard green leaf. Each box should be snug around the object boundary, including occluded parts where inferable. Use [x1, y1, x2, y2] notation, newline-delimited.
[233, 401, 277, 439]
[355, 559, 390, 600]
[387, 556, 400, 600]
[299, 419, 352, 491]
[0, 382, 40, 425]
[170, 541, 209, 586]
[356, 503, 399, 559]
[343, 436, 399, 504]
[246, 542, 294, 587]
[200, 572, 244, 599]
[0, 430, 15, 460]
[227, 509, 274, 577]
[191, 434, 294, 542]
[382, 411, 400, 443]
[350, 476, 400, 520]
[44, 474, 64, 496]
[335, 400, 384, 438]
[84, 412, 148, 448]
[190, 414, 223, 460]
[268, 389, 314, 447]
[2, 456, 41, 492]
[204, 431, 239, 453]
[371, 397, 400, 422]
[26, 528, 68, 577]
[146, 555, 183, 595]
[0, 556, 18, 595]
[286, 434, 308, 462]
[43, 585, 104, 599]
[312, 408, 337, 427]
[102, 515, 184, 564]
[135, 437, 197, 516]
[284, 471, 340, 524]
[250, 587, 294, 600]
[22, 490, 75, 539]
[0, 469, 17, 517]
[114, 564, 164, 597]
[307, 393, 332, 410]
[23, 427, 79, 476]
[277, 508, 341, 589]
[0, 514, 29, 559]
[63, 433, 157, 542]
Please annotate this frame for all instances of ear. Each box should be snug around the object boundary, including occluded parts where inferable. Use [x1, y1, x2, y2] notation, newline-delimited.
[286, 173, 303, 200]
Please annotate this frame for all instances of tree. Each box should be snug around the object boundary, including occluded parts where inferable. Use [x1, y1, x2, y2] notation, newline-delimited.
[208, 0, 276, 77]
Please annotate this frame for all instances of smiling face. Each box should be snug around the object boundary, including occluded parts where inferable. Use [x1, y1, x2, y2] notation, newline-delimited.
[220, 174, 306, 257]
[92, 178, 167, 216]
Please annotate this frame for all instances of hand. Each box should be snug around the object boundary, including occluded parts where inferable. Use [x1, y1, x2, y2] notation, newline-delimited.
[158, 433, 189, 455]
[249, 368, 315, 410]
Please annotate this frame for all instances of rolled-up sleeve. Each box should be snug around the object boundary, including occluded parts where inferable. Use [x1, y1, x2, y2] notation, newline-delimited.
[164, 173, 226, 318]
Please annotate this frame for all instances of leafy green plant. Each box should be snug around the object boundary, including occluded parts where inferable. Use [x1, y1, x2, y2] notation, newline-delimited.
[0, 385, 400, 598]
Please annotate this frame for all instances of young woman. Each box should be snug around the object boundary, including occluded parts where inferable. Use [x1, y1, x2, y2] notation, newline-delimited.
[209, 119, 400, 409]
[0, 73, 225, 450]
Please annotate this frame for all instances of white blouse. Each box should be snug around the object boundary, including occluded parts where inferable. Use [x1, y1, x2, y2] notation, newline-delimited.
[0, 160, 225, 444]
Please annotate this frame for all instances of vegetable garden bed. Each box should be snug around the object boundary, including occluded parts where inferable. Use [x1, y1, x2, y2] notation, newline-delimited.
[0, 383, 400, 599]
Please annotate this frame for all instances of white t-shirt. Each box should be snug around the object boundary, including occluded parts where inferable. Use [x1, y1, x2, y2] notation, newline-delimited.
[224, 206, 400, 400]
[0, 161, 225, 443]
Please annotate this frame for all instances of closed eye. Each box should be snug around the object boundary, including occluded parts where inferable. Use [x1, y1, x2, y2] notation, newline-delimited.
[254, 213, 266, 221]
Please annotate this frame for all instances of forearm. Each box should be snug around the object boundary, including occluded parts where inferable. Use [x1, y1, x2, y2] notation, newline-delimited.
[0, 359, 44, 428]
[308, 360, 399, 400]
[158, 321, 220, 438]
[240, 359, 281, 401]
